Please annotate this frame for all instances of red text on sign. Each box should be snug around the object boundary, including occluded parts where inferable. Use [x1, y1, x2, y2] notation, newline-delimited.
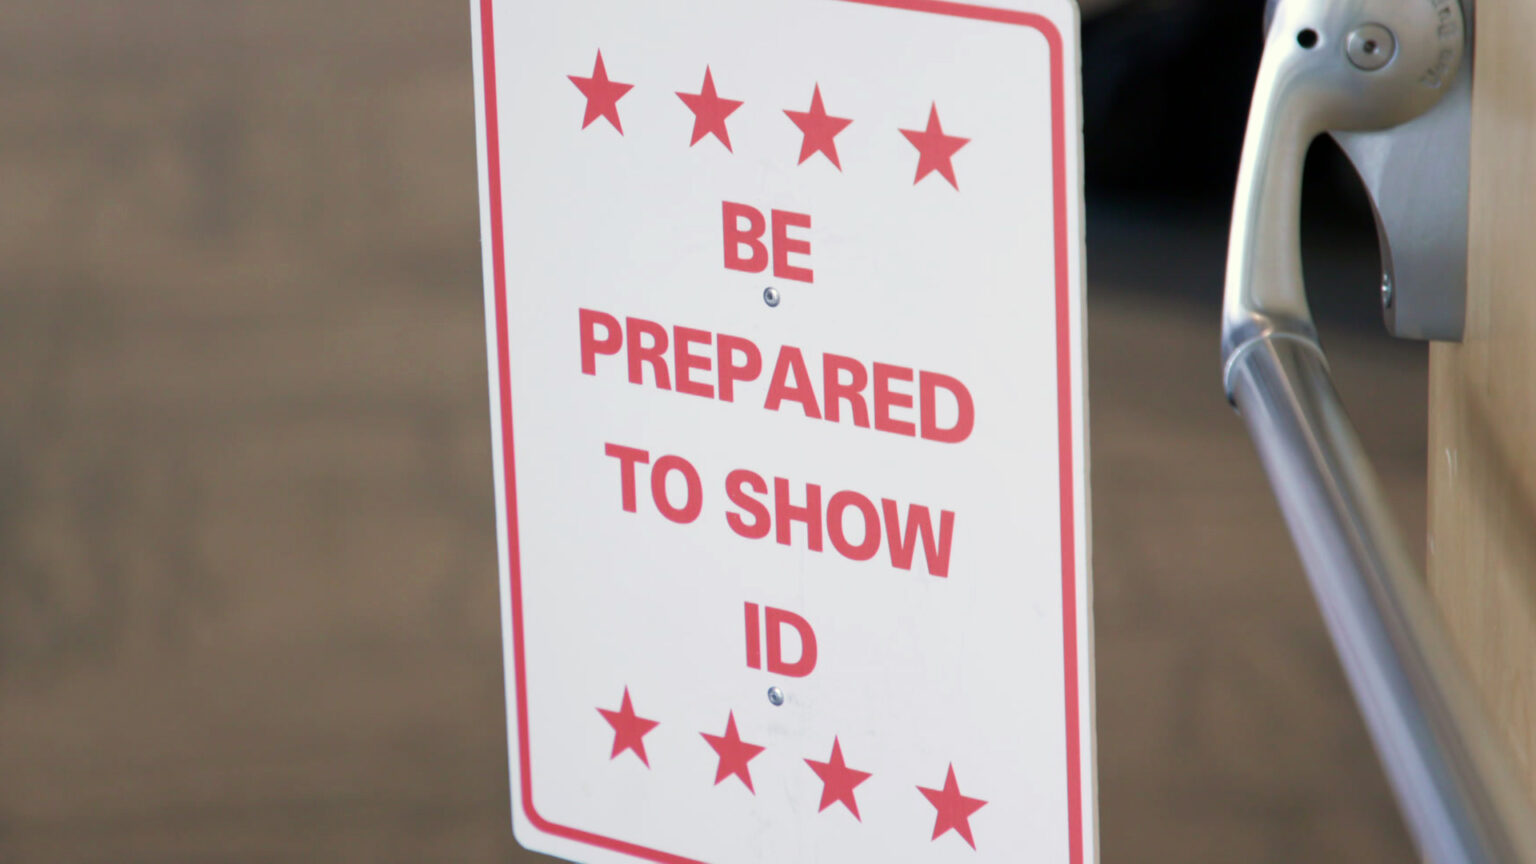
[743, 602, 818, 677]
[603, 443, 703, 524]
[579, 309, 975, 444]
[722, 201, 813, 283]
[725, 468, 956, 577]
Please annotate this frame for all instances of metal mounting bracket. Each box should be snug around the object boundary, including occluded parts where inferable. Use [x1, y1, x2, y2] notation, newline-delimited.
[1333, 7, 1471, 342]
[1265, 0, 1473, 342]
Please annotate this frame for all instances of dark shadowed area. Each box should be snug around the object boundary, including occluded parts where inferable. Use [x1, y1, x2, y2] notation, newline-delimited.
[0, 1, 1424, 861]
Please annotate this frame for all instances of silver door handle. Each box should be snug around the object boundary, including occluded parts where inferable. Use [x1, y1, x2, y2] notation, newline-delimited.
[1222, 1, 1536, 861]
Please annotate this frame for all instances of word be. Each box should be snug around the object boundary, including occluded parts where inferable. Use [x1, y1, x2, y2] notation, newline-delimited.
[722, 201, 813, 283]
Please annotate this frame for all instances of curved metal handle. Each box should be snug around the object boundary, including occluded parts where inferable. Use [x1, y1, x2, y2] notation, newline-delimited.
[1223, 1, 1536, 861]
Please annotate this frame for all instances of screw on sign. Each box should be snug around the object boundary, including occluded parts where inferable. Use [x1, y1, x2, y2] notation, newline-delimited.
[473, 0, 1093, 862]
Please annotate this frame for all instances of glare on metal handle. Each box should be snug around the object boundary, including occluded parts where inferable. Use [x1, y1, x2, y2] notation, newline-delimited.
[1223, 1, 1536, 861]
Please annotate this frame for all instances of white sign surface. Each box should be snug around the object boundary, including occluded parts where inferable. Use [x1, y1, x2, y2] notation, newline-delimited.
[471, 0, 1093, 861]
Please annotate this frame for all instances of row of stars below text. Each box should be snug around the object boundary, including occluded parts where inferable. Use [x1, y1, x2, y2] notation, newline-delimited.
[568, 51, 972, 189]
[597, 687, 990, 849]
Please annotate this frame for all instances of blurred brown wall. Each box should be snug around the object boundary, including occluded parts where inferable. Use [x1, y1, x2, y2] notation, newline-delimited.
[0, 2, 531, 860]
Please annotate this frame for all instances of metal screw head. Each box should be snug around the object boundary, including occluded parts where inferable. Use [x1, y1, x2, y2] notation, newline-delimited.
[1381, 273, 1394, 309]
[762, 287, 781, 307]
[766, 686, 785, 706]
[1345, 24, 1396, 72]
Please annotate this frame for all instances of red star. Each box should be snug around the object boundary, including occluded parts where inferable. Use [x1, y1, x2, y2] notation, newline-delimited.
[784, 84, 852, 170]
[596, 687, 659, 766]
[917, 764, 988, 849]
[676, 67, 744, 151]
[700, 711, 765, 792]
[900, 103, 970, 189]
[567, 51, 633, 133]
[804, 737, 873, 819]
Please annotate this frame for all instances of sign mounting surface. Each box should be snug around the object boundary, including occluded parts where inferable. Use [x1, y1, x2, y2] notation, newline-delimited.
[471, 0, 1093, 861]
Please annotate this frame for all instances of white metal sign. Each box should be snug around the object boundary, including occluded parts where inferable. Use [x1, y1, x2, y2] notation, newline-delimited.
[471, 0, 1093, 861]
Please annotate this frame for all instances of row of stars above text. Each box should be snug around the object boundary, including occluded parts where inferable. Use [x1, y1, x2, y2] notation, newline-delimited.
[567, 51, 972, 189]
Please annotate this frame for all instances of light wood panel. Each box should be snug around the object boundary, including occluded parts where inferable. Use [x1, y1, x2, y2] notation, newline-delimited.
[1427, 0, 1536, 799]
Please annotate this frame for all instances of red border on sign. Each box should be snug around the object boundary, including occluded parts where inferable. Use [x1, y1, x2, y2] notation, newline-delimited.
[480, 1, 1082, 861]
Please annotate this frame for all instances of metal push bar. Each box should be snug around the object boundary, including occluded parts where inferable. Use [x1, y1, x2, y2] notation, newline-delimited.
[1223, 0, 1536, 861]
